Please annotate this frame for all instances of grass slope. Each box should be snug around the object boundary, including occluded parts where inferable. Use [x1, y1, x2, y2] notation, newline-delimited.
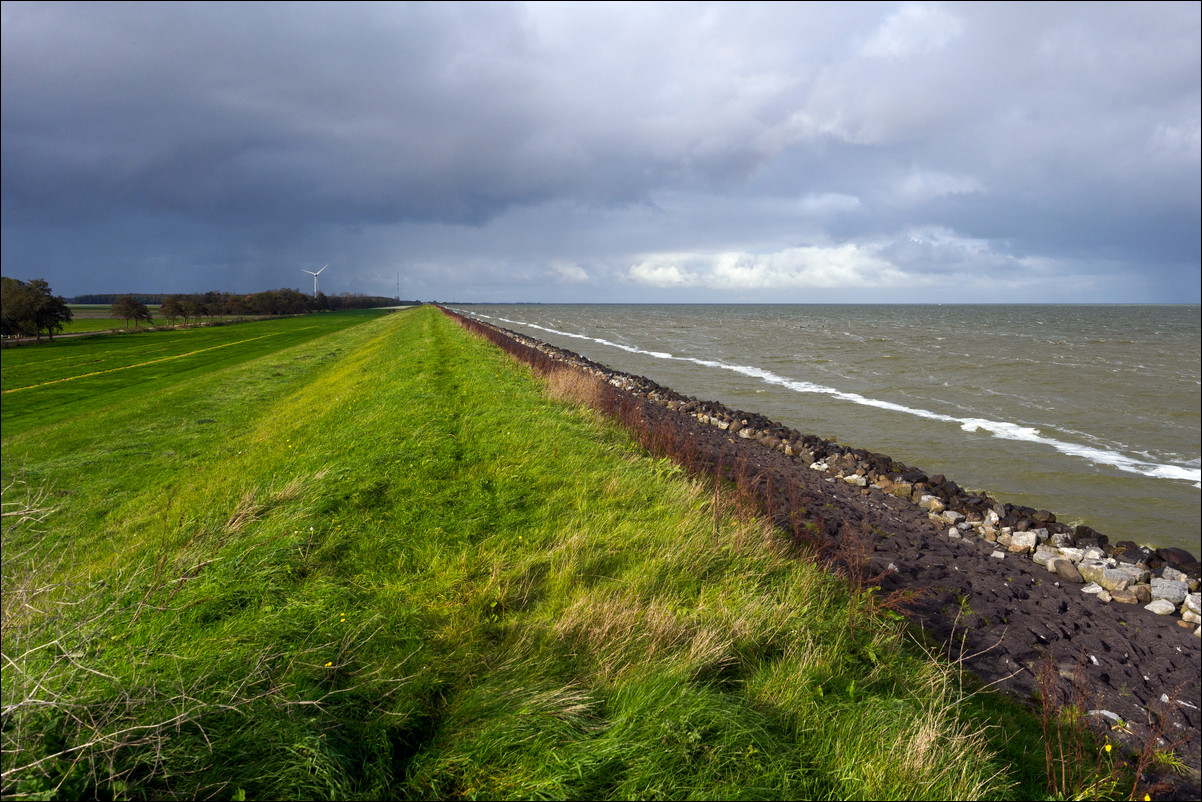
[4, 306, 1052, 800]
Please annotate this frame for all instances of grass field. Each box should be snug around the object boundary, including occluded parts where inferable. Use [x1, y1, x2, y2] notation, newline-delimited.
[2, 306, 1097, 799]
[60, 305, 172, 334]
[4, 306, 254, 336]
[1, 310, 387, 436]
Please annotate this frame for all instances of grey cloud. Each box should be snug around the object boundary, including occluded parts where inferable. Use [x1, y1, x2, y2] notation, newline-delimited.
[2, 2, 1198, 300]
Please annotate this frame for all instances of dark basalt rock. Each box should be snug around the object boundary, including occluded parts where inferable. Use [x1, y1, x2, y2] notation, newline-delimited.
[1158, 547, 1198, 567]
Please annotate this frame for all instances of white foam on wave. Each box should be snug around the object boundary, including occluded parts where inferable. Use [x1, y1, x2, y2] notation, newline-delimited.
[467, 312, 1202, 489]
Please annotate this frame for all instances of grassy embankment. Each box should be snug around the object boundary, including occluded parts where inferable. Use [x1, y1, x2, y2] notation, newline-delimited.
[4, 305, 1068, 799]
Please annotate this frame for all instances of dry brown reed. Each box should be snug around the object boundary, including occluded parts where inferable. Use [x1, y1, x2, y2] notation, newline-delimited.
[544, 368, 606, 409]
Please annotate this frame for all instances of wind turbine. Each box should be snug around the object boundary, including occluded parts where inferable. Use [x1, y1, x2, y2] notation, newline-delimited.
[299, 264, 328, 297]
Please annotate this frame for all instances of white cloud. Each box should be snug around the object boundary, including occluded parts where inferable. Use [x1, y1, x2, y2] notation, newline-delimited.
[550, 260, 589, 282]
[861, 4, 965, 59]
[891, 170, 984, 203]
[628, 260, 699, 287]
[798, 192, 862, 214]
[628, 244, 908, 289]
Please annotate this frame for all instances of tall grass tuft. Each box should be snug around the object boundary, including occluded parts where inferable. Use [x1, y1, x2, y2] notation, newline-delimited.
[544, 367, 606, 410]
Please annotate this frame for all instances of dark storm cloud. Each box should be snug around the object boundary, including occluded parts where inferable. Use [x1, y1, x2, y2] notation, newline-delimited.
[2, 2, 1198, 300]
[4, 3, 559, 226]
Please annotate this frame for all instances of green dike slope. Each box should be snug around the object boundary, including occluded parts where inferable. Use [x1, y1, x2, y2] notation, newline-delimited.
[5, 305, 1026, 800]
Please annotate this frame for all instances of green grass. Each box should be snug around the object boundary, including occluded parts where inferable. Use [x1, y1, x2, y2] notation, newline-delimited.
[3, 306, 1068, 799]
[1, 309, 386, 436]
[32, 305, 220, 334]
[56, 305, 167, 334]
[57, 316, 271, 336]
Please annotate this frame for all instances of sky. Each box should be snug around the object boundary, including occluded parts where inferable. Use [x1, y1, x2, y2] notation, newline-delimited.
[2, 1, 1199, 303]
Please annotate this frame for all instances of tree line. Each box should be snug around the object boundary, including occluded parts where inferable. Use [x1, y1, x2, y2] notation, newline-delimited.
[72, 289, 409, 313]
[150, 288, 406, 321]
[0, 277, 73, 341]
[3, 278, 412, 341]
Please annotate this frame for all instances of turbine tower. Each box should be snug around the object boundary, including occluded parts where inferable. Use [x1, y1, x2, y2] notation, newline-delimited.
[299, 264, 328, 297]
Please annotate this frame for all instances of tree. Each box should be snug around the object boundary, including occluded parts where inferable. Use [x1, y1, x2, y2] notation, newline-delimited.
[1, 277, 37, 338]
[110, 296, 153, 330]
[160, 296, 185, 326]
[1, 277, 72, 341]
[223, 295, 249, 319]
[182, 297, 205, 324]
[28, 279, 73, 341]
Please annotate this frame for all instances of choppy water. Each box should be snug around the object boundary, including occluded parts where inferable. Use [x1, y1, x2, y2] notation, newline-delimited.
[459, 304, 1201, 555]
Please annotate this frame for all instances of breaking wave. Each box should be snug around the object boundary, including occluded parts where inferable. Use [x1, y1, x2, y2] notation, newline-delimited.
[463, 310, 1202, 489]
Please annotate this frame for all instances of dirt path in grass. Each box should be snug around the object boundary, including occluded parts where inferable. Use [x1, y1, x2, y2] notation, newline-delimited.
[443, 306, 1201, 799]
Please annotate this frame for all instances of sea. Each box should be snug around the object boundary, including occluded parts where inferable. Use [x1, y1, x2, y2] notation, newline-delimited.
[456, 304, 1202, 556]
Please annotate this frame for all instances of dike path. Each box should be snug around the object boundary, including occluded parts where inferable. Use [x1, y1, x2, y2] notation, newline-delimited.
[442, 306, 1202, 795]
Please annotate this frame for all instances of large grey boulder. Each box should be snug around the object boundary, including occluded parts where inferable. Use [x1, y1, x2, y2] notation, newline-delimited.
[1078, 560, 1108, 585]
[1115, 562, 1150, 585]
[1098, 568, 1134, 593]
[1150, 578, 1189, 604]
